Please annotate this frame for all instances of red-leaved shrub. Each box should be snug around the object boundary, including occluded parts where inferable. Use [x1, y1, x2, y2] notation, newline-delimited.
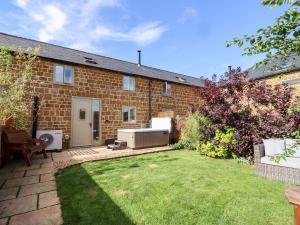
[198, 67, 299, 157]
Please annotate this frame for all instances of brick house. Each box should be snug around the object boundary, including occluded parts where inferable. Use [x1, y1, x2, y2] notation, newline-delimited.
[248, 56, 300, 97]
[0, 33, 204, 148]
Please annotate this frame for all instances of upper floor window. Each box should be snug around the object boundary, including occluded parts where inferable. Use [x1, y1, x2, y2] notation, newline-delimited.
[54, 64, 74, 85]
[163, 82, 172, 95]
[123, 76, 135, 91]
[162, 107, 173, 112]
[122, 106, 136, 123]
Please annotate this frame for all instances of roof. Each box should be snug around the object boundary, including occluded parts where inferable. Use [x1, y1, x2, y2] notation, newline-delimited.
[248, 55, 300, 80]
[0, 32, 204, 87]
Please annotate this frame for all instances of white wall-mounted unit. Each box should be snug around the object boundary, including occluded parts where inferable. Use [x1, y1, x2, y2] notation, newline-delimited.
[37, 130, 63, 151]
[151, 117, 172, 132]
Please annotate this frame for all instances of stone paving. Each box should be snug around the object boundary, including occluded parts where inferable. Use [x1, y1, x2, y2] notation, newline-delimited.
[0, 145, 171, 225]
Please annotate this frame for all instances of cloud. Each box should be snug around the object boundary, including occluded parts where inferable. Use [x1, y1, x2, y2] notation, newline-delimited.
[126, 22, 167, 46]
[178, 7, 198, 24]
[93, 22, 167, 46]
[32, 5, 67, 42]
[15, 0, 27, 8]
[81, 0, 120, 15]
[12, 0, 167, 52]
[12, 1, 67, 42]
[79, 0, 120, 27]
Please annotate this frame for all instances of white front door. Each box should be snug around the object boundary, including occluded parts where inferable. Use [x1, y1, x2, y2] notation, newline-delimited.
[72, 98, 93, 147]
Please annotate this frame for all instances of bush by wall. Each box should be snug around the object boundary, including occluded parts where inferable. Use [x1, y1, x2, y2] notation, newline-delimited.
[197, 67, 299, 158]
[174, 67, 300, 159]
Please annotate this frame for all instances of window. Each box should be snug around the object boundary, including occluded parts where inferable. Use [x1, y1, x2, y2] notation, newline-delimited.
[123, 76, 135, 91]
[163, 82, 171, 95]
[54, 64, 74, 84]
[84, 57, 97, 64]
[92, 100, 100, 141]
[176, 76, 186, 83]
[122, 106, 136, 123]
[79, 109, 86, 120]
[162, 107, 173, 112]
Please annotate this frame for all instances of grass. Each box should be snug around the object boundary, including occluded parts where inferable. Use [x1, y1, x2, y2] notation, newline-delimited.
[56, 150, 293, 225]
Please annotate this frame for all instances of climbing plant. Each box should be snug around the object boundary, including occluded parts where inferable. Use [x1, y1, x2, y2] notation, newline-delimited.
[0, 46, 39, 129]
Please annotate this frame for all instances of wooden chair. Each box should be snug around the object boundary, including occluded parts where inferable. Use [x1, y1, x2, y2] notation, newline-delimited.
[1, 128, 47, 166]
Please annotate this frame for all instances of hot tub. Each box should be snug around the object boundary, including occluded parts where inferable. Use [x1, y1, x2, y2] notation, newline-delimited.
[117, 128, 169, 149]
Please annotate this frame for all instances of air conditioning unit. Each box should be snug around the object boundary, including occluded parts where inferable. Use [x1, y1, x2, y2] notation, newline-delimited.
[37, 130, 63, 151]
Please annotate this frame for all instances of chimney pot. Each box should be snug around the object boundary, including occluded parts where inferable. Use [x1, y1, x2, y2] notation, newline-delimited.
[228, 65, 232, 72]
[137, 50, 141, 67]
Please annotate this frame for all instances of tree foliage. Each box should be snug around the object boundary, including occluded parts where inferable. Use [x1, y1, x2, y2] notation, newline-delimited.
[198, 67, 299, 157]
[227, 0, 300, 68]
[0, 47, 39, 129]
[262, 0, 300, 7]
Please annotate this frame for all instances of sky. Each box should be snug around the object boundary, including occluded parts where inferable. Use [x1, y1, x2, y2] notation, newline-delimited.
[0, 0, 289, 78]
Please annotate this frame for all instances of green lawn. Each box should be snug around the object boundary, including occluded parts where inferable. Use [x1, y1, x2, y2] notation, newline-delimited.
[56, 150, 293, 225]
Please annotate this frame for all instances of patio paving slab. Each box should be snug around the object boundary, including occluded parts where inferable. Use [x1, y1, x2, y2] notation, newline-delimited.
[41, 162, 54, 168]
[0, 187, 18, 201]
[40, 173, 55, 183]
[9, 205, 62, 225]
[14, 164, 40, 172]
[30, 158, 52, 165]
[0, 218, 8, 225]
[19, 181, 56, 197]
[52, 152, 70, 159]
[0, 195, 37, 218]
[0, 171, 24, 180]
[39, 191, 59, 209]
[26, 167, 54, 177]
[4, 176, 39, 188]
[52, 156, 71, 163]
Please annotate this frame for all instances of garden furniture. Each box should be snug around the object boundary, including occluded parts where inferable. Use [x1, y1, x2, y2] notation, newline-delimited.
[285, 186, 300, 225]
[1, 128, 47, 166]
[254, 139, 300, 185]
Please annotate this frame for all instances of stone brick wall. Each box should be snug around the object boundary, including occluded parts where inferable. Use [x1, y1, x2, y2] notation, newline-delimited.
[259, 70, 300, 97]
[24, 58, 202, 147]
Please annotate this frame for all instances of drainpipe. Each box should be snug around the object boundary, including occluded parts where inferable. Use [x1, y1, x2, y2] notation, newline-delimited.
[148, 80, 152, 123]
[32, 96, 39, 138]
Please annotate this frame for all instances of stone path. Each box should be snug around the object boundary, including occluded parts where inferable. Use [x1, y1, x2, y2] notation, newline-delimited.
[0, 146, 171, 225]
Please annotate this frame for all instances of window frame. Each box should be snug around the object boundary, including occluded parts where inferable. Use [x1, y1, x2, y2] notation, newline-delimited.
[53, 64, 74, 85]
[122, 106, 136, 123]
[161, 107, 173, 112]
[79, 108, 86, 120]
[163, 82, 172, 96]
[123, 75, 136, 91]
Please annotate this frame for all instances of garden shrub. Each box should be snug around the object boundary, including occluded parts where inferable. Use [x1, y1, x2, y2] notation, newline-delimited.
[177, 113, 214, 150]
[198, 128, 236, 158]
[181, 113, 201, 146]
[175, 67, 299, 159]
[170, 140, 194, 150]
[271, 103, 300, 162]
[197, 67, 299, 158]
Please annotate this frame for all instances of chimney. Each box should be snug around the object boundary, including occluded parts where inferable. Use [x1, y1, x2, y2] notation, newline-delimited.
[137, 50, 141, 67]
[228, 65, 232, 73]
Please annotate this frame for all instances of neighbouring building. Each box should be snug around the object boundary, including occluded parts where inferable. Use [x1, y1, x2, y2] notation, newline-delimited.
[0, 33, 204, 148]
[248, 55, 300, 97]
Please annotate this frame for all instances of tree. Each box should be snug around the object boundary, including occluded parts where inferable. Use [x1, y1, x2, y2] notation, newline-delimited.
[227, 0, 300, 68]
[198, 67, 299, 157]
[262, 0, 299, 7]
[0, 47, 39, 129]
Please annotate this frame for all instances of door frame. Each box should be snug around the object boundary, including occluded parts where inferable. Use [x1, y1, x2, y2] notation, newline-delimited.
[71, 96, 101, 147]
